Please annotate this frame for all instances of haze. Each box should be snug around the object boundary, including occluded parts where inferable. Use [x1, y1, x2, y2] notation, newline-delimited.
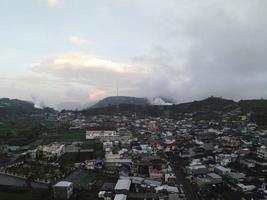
[1, 0, 267, 109]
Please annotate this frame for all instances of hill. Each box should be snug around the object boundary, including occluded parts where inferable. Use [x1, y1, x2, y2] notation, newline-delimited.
[0, 98, 34, 109]
[0, 98, 55, 119]
[239, 99, 267, 113]
[83, 96, 238, 119]
[238, 99, 267, 126]
[0, 98, 56, 146]
[172, 96, 238, 113]
[91, 96, 149, 109]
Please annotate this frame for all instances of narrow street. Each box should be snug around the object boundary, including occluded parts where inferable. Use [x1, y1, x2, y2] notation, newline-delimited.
[166, 152, 199, 200]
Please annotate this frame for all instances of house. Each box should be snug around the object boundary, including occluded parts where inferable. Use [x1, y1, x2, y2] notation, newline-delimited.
[196, 177, 212, 188]
[149, 168, 163, 179]
[247, 123, 257, 131]
[86, 127, 132, 142]
[86, 128, 118, 140]
[185, 165, 208, 175]
[114, 179, 131, 194]
[100, 182, 116, 192]
[98, 182, 116, 200]
[53, 181, 73, 200]
[214, 165, 231, 176]
[215, 154, 237, 166]
[42, 143, 65, 159]
[85, 160, 95, 170]
[239, 159, 255, 168]
[98, 191, 113, 200]
[148, 121, 157, 131]
[257, 146, 267, 160]
[164, 172, 176, 183]
[105, 159, 132, 168]
[114, 194, 127, 200]
[155, 185, 179, 194]
[237, 183, 256, 192]
[206, 173, 222, 184]
[226, 172, 245, 183]
[131, 176, 145, 185]
[196, 173, 222, 188]
[143, 179, 162, 187]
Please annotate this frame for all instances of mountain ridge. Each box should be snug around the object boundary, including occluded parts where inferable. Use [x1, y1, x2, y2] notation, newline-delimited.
[90, 96, 149, 109]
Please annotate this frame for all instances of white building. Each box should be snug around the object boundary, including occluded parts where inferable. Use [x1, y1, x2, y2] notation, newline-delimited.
[155, 185, 179, 194]
[257, 146, 267, 160]
[114, 194, 127, 200]
[114, 178, 131, 194]
[237, 183, 256, 192]
[53, 181, 73, 200]
[86, 129, 118, 140]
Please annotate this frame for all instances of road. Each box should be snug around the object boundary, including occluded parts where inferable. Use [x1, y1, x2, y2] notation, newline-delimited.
[166, 152, 199, 200]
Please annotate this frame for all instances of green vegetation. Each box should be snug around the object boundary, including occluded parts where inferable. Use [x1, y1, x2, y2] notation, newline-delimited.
[81, 140, 104, 158]
[72, 171, 95, 189]
[0, 120, 42, 146]
[41, 130, 86, 145]
[239, 99, 267, 112]
[59, 140, 104, 167]
[239, 99, 267, 126]
[59, 152, 79, 166]
[0, 114, 86, 146]
[6, 161, 66, 181]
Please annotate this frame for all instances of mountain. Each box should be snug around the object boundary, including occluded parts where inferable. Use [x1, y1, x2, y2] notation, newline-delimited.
[83, 96, 240, 120]
[238, 99, 267, 126]
[172, 96, 238, 113]
[238, 99, 267, 113]
[0, 98, 55, 120]
[0, 98, 34, 109]
[91, 96, 149, 109]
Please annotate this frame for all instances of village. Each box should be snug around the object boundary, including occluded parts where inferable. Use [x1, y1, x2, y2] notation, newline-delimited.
[1, 105, 267, 200]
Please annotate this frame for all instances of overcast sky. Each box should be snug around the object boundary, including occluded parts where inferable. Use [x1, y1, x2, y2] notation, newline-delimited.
[1, 0, 267, 109]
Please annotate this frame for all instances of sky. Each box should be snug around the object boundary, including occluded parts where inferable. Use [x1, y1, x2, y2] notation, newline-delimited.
[0, 0, 267, 109]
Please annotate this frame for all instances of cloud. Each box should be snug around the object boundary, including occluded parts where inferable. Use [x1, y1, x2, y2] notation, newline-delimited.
[68, 36, 90, 45]
[26, 50, 190, 107]
[47, 0, 62, 7]
[18, 52, 153, 108]
[129, 0, 267, 102]
[31, 52, 150, 75]
[89, 89, 109, 101]
[2, 0, 267, 109]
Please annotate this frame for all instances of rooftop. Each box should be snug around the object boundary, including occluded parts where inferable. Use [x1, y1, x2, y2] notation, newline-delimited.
[114, 194, 127, 200]
[54, 181, 72, 187]
[114, 179, 131, 191]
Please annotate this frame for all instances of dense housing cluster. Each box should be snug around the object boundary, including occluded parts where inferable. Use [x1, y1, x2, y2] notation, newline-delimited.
[1, 97, 267, 200]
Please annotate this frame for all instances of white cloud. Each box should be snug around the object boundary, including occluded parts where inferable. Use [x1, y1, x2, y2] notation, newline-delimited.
[68, 35, 90, 45]
[0, 50, 190, 109]
[47, 0, 62, 7]
[31, 52, 150, 74]
[2, 0, 267, 109]
[9, 52, 155, 108]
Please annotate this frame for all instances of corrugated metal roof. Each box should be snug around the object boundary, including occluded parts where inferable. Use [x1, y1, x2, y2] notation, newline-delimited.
[54, 181, 72, 187]
[114, 194, 127, 200]
[114, 179, 131, 191]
